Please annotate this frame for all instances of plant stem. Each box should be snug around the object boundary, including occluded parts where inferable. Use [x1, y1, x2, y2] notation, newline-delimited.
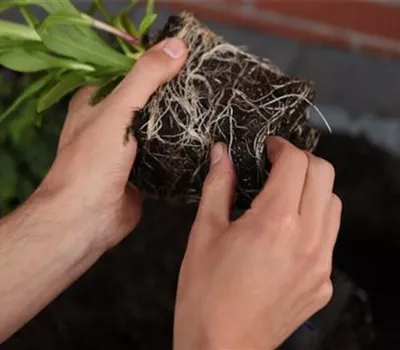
[88, 16, 140, 45]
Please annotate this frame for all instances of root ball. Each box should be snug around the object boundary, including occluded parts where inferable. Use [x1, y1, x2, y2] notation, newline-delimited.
[130, 12, 321, 207]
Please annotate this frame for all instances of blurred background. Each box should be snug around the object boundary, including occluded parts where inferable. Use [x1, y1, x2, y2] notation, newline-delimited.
[1, 1, 400, 349]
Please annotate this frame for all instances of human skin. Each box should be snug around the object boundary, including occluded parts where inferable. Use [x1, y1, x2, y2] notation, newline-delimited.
[0, 38, 189, 343]
[0, 37, 341, 349]
[174, 140, 341, 350]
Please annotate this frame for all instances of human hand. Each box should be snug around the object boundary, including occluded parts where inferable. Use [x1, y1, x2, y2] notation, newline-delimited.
[0, 39, 188, 343]
[174, 137, 342, 350]
[36, 38, 188, 252]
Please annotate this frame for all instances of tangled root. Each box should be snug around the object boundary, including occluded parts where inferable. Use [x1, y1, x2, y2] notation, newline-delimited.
[130, 12, 322, 207]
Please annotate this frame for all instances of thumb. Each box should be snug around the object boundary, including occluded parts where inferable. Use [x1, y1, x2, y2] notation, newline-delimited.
[93, 37, 188, 179]
[193, 143, 236, 243]
[100, 37, 188, 126]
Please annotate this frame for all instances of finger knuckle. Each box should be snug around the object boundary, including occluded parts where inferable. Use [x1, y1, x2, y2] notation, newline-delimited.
[300, 240, 320, 263]
[311, 157, 335, 179]
[280, 212, 297, 231]
[289, 148, 309, 168]
[68, 87, 95, 113]
[203, 167, 234, 192]
[68, 90, 84, 111]
[268, 211, 297, 234]
[316, 282, 334, 308]
[314, 263, 333, 283]
[331, 194, 342, 212]
[133, 56, 157, 80]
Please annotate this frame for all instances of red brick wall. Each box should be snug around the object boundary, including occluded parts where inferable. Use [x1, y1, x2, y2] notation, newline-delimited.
[161, 0, 400, 59]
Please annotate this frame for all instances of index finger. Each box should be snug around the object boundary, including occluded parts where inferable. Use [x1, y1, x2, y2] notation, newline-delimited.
[68, 85, 99, 115]
[253, 137, 308, 212]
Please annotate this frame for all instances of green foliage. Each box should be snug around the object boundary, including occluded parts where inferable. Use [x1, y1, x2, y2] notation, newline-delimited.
[90, 75, 124, 105]
[19, 6, 40, 28]
[0, 0, 77, 14]
[0, 71, 57, 123]
[87, 0, 112, 21]
[0, 0, 158, 123]
[0, 49, 96, 72]
[0, 71, 64, 215]
[0, 19, 41, 41]
[38, 14, 133, 69]
[37, 72, 86, 112]
[146, 0, 155, 16]
[139, 13, 157, 37]
[0, 0, 158, 214]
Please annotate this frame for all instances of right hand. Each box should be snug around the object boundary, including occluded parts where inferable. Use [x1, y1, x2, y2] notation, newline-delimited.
[174, 137, 342, 350]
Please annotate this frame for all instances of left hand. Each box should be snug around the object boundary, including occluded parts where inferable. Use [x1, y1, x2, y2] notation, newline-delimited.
[38, 38, 188, 251]
[0, 38, 188, 344]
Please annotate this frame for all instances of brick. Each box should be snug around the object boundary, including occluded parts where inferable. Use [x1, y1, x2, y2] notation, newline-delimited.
[212, 0, 244, 4]
[167, 2, 352, 47]
[254, 0, 400, 42]
[145, 4, 301, 70]
[165, 1, 400, 59]
[201, 19, 301, 71]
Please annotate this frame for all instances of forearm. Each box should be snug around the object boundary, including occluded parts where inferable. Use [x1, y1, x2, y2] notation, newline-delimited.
[0, 190, 103, 343]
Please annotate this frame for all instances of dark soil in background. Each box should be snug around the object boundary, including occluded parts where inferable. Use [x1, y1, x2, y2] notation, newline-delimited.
[3, 132, 400, 350]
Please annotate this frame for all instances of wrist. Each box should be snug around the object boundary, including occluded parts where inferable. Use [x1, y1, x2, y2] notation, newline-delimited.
[0, 185, 105, 342]
[34, 166, 121, 254]
[36, 158, 137, 253]
[28, 182, 106, 259]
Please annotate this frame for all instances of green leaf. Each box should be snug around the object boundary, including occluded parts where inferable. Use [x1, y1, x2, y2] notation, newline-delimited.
[19, 6, 40, 28]
[0, 39, 47, 54]
[0, 1, 17, 12]
[112, 15, 133, 55]
[35, 112, 43, 127]
[86, 1, 97, 16]
[9, 99, 38, 145]
[0, 19, 41, 41]
[122, 14, 139, 38]
[139, 13, 157, 37]
[0, 72, 57, 123]
[37, 72, 86, 113]
[38, 15, 133, 70]
[85, 1, 97, 16]
[0, 0, 77, 14]
[83, 66, 127, 84]
[1, 1, 104, 42]
[90, 75, 124, 105]
[0, 49, 96, 73]
[146, 0, 155, 16]
[93, 0, 111, 22]
[114, 0, 139, 19]
[40, 12, 93, 29]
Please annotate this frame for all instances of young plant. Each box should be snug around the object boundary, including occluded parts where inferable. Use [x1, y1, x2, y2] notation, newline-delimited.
[0, 0, 327, 208]
[0, 0, 157, 122]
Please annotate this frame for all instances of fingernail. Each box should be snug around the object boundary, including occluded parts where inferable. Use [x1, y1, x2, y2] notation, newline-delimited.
[162, 38, 186, 59]
[211, 143, 225, 166]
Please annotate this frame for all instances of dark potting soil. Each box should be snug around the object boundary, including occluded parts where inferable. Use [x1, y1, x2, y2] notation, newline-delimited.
[4, 133, 400, 350]
[130, 13, 319, 208]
